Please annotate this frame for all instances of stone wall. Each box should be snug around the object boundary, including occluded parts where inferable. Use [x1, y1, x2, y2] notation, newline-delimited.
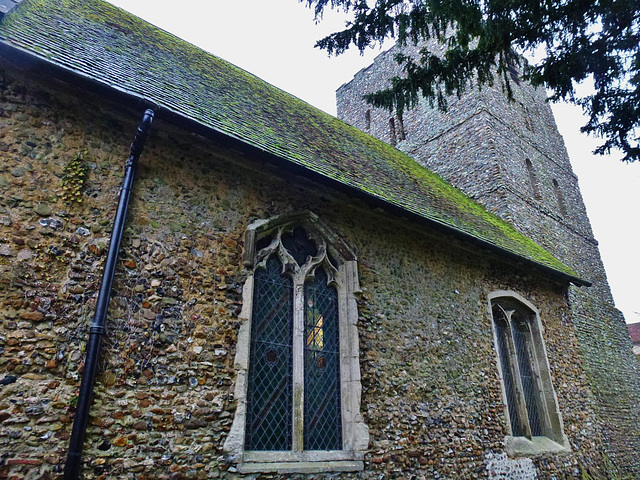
[0, 59, 615, 479]
[337, 41, 640, 476]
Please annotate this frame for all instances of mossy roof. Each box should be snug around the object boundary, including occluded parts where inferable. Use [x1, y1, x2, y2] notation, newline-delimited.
[0, 0, 584, 283]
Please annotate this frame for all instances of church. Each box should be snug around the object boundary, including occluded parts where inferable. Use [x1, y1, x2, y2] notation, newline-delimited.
[0, 0, 638, 479]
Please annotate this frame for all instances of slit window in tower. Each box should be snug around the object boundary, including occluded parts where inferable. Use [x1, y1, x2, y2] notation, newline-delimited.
[397, 115, 406, 141]
[389, 117, 397, 145]
[525, 159, 542, 201]
[552, 179, 567, 215]
[489, 293, 569, 456]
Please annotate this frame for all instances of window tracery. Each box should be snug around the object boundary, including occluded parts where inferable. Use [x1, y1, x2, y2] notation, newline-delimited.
[224, 213, 368, 473]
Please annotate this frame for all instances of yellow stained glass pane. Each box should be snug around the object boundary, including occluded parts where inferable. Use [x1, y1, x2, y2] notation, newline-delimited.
[306, 313, 324, 349]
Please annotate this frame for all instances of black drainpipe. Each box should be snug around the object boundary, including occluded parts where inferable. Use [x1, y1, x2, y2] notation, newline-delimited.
[64, 109, 154, 480]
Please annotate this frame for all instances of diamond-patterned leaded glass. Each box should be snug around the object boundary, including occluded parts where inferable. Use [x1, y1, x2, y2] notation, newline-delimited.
[512, 316, 543, 436]
[245, 255, 293, 451]
[493, 301, 544, 438]
[493, 308, 522, 436]
[303, 267, 342, 451]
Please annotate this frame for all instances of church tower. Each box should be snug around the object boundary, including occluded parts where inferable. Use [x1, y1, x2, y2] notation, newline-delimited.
[337, 43, 640, 473]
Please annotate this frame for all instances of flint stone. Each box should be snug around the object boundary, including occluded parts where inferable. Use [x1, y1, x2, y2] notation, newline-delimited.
[11, 166, 27, 177]
[34, 204, 52, 216]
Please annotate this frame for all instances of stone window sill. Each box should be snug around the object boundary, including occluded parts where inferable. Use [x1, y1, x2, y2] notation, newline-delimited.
[238, 460, 364, 474]
[505, 435, 571, 457]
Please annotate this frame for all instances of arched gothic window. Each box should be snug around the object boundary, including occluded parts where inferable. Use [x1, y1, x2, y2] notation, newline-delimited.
[244, 255, 294, 451]
[493, 301, 544, 437]
[389, 117, 397, 145]
[245, 227, 342, 451]
[397, 114, 406, 141]
[525, 159, 542, 201]
[489, 292, 569, 456]
[225, 213, 368, 473]
[552, 179, 567, 215]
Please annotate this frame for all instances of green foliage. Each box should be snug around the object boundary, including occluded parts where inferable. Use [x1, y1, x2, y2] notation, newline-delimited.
[303, 0, 640, 162]
[61, 150, 89, 204]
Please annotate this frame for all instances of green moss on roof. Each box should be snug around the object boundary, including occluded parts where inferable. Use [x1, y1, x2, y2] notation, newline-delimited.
[0, 0, 581, 281]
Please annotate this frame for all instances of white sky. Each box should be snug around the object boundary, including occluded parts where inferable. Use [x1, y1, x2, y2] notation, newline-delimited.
[106, 0, 640, 323]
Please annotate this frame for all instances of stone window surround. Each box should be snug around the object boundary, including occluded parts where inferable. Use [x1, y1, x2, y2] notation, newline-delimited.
[488, 291, 570, 457]
[224, 212, 369, 474]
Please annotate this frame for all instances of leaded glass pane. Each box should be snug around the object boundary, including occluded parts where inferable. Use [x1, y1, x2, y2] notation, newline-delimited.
[303, 267, 342, 450]
[493, 307, 522, 437]
[245, 256, 293, 451]
[512, 316, 543, 436]
[282, 227, 317, 266]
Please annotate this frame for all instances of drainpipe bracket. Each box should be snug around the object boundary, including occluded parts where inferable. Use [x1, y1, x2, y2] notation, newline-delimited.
[89, 325, 107, 335]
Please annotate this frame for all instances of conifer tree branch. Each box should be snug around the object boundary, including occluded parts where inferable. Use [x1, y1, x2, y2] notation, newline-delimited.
[303, 0, 640, 161]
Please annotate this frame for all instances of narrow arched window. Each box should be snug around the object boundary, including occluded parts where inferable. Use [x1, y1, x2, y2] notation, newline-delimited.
[389, 117, 397, 145]
[492, 299, 544, 438]
[494, 313, 521, 435]
[508, 64, 521, 85]
[525, 159, 542, 200]
[245, 255, 293, 450]
[552, 179, 567, 215]
[226, 214, 369, 473]
[489, 293, 569, 455]
[245, 227, 344, 451]
[397, 114, 406, 141]
[510, 312, 544, 436]
[365, 109, 371, 131]
[304, 267, 341, 450]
